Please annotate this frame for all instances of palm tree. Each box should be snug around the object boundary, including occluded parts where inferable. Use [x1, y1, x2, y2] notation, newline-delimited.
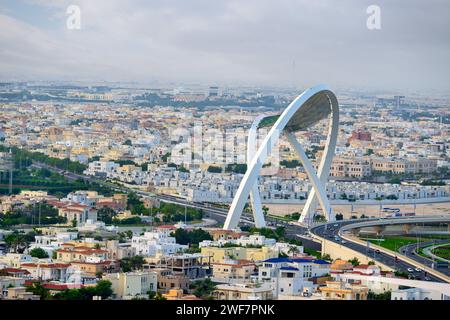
[287, 245, 300, 257]
[5, 232, 28, 253]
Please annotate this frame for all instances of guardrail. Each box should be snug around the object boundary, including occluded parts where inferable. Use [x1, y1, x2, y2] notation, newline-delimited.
[339, 231, 450, 283]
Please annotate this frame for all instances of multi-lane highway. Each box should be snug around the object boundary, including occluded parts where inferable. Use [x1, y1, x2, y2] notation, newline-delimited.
[399, 240, 450, 276]
[310, 221, 446, 282]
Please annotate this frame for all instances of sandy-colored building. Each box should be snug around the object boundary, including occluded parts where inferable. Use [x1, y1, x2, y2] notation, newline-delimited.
[213, 283, 273, 300]
[212, 259, 257, 282]
[201, 246, 278, 263]
[104, 271, 157, 299]
[319, 281, 368, 300]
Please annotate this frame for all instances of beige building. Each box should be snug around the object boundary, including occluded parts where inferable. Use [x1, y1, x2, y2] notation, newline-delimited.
[151, 268, 190, 293]
[214, 283, 273, 300]
[371, 157, 437, 174]
[319, 281, 368, 300]
[330, 156, 372, 179]
[55, 246, 108, 263]
[201, 246, 277, 263]
[104, 271, 157, 299]
[5, 287, 40, 300]
[212, 260, 256, 282]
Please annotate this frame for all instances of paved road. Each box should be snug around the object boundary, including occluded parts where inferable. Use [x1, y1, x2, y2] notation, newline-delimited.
[310, 221, 446, 283]
[399, 240, 450, 276]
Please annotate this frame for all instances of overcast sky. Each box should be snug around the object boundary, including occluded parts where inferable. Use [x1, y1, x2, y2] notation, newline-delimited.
[0, 0, 449, 92]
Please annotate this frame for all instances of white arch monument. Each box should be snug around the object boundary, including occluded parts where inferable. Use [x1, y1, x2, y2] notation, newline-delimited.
[223, 84, 339, 230]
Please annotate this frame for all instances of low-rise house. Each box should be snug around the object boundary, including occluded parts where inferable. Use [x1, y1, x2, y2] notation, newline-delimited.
[55, 246, 108, 263]
[0, 267, 31, 278]
[4, 286, 40, 300]
[131, 231, 187, 257]
[104, 271, 158, 299]
[144, 253, 212, 279]
[149, 268, 190, 293]
[214, 283, 273, 300]
[29, 232, 78, 256]
[162, 288, 200, 300]
[319, 281, 368, 300]
[105, 240, 135, 260]
[70, 260, 120, 276]
[258, 257, 330, 298]
[20, 263, 71, 281]
[211, 259, 257, 283]
[0, 253, 34, 268]
[201, 246, 278, 263]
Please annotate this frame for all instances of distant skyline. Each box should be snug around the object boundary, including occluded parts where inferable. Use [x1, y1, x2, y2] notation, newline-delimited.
[0, 0, 450, 93]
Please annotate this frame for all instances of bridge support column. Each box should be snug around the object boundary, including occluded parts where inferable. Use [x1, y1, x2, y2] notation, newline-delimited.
[373, 225, 385, 236]
[402, 224, 413, 234]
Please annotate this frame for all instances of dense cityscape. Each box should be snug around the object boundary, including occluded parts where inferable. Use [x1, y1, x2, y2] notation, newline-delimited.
[0, 1, 449, 313]
[0, 82, 449, 301]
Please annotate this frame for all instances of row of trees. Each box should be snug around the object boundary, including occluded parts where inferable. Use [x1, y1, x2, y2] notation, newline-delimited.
[0, 202, 66, 227]
[172, 228, 212, 246]
[26, 280, 113, 300]
[0, 145, 87, 174]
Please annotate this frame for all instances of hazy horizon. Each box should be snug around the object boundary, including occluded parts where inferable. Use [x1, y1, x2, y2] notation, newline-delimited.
[1, 0, 450, 94]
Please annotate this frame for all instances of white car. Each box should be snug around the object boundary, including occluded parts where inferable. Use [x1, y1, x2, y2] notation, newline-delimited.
[407, 268, 414, 273]
[415, 268, 422, 272]
[341, 240, 347, 244]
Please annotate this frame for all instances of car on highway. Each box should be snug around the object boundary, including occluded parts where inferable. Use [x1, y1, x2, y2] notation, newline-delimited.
[415, 267, 422, 272]
[375, 249, 381, 254]
[424, 277, 431, 281]
[341, 240, 347, 244]
[333, 224, 338, 227]
[407, 268, 414, 273]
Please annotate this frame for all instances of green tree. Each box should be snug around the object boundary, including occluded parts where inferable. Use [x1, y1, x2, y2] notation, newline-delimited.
[348, 257, 360, 266]
[287, 245, 300, 256]
[172, 228, 212, 246]
[367, 290, 391, 300]
[120, 256, 145, 272]
[207, 165, 222, 173]
[153, 292, 167, 300]
[29, 247, 49, 259]
[4, 231, 28, 253]
[192, 278, 216, 299]
[97, 207, 117, 224]
[95, 280, 113, 299]
[26, 282, 51, 300]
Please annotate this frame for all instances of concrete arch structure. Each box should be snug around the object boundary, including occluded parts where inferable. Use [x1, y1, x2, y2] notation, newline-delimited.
[224, 84, 339, 230]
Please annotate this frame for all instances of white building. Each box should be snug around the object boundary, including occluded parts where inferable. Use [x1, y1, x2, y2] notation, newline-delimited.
[391, 287, 447, 300]
[258, 257, 330, 298]
[131, 231, 187, 257]
[29, 232, 78, 256]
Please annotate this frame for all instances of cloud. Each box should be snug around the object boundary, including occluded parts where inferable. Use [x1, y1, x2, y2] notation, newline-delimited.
[0, 0, 449, 92]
